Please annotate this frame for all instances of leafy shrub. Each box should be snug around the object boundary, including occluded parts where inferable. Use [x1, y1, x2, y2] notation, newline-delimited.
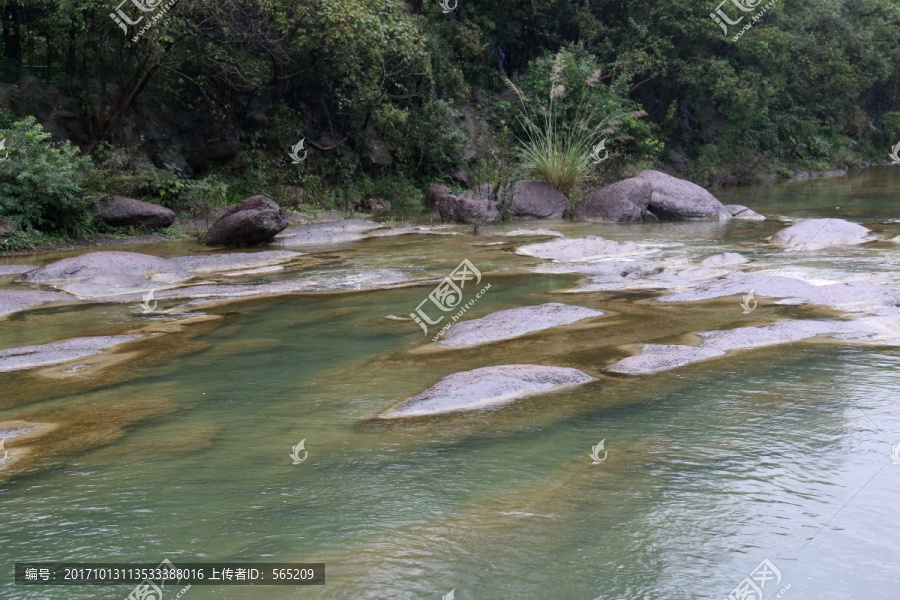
[0, 117, 95, 235]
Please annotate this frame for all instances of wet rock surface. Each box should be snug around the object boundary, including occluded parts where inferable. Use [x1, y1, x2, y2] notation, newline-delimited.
[275, 219, 384, 248]
[435, 303, 604, 347]
[380, 364, 594, 417]
[516, 235, 653, 262]
[768, 218, 872, 251]
[724, 204, 766, 221]
[0, 290, 76, 318]
[607, 320, 885, 375]
[574, 178, 653, 222]
[0, 335, 143, 373]
[639, 170, 730, 220]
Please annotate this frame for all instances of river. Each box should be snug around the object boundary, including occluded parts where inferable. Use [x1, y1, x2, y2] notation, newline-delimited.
[1, 168, 899, 599]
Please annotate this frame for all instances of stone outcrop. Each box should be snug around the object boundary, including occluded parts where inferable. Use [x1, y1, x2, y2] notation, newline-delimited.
[204, 195, 287, 246]
[380, 364, 593, 417]
[95, 196, 176, 229]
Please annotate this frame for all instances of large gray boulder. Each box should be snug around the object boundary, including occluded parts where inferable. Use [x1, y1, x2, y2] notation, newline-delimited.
[380, 364, 593, 417]
[435, 303, 604, 347]
[767, 218, 872, 251]
[0, 221, 15, 243]
[95, 196, 175, 229]
[424, 184, 454, 209]
[437, 185, 500, 223]
[638, 170, 729, 220]
[204, 195, 287, 246]
[577, 170, 728, 221]
[574, 178, 653, 222]
[508, 180, 569, 218]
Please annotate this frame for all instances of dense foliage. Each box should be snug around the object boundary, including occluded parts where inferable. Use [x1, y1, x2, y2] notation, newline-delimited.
[1, 0, 899, 226]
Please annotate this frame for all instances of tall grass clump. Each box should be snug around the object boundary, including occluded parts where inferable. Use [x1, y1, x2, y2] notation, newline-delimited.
[508, 48, 659, 196]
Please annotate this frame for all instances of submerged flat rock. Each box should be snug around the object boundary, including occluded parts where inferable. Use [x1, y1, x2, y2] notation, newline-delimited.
[659, 272, 898, 311]
[275, 219, 384, 248]
[380, 364, 593, 417]
[516, 235, 653, 262]
[435, 303, 604, 347]
[608, 320, 867, 375]
[0, 265, 38, 276]
[168, 250, 302, 273]
[505, 229, 565, 237]
[0, 290, 76, 319]
[0, 335, 143, 373]
[768, 218, 872, 251]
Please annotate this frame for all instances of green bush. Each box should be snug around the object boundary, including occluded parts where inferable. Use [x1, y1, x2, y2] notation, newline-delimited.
[0, 116, 95, 235]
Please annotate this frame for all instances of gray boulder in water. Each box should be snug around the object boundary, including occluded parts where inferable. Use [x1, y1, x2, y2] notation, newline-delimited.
[638, 170, 730, 220]
[577, 170, 729, 221]
[95, 195, 175, 229]
[204, 195, 288, 246]
[574, 178, 653, 222]
[723, 204, 765, 221]
[508, 180, 569, 218]
[380, 364, 593, 418]
[767, 218, 872, 251]
[437, 184, 500, 223]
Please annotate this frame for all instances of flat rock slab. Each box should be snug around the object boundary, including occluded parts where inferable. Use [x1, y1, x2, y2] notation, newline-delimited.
[0, 335, 143, 373]
[275, 220, 384, 248]
[700, 252, 749, 268]
[505, 229, 565, 237]
[168, 250, 302, 274]
[768, 218, 872, 251]
[608, 320, 867, 375]
[659, 272, 899, 311]
[516, 236, 653, 262]
[0, 290, 77, 318]
[380, 364, 593, 417]
[0, 265, 38, 276]
[435, 303, 604, 347]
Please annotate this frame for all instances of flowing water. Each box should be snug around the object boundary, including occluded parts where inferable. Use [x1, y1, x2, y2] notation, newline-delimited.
[2, 168, 900, 599]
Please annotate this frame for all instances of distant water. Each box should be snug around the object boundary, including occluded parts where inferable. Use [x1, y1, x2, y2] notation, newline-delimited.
[2, 167, 900, 599]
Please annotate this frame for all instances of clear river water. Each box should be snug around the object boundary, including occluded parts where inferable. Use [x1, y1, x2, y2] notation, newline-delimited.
[2, 168, 900, 599]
